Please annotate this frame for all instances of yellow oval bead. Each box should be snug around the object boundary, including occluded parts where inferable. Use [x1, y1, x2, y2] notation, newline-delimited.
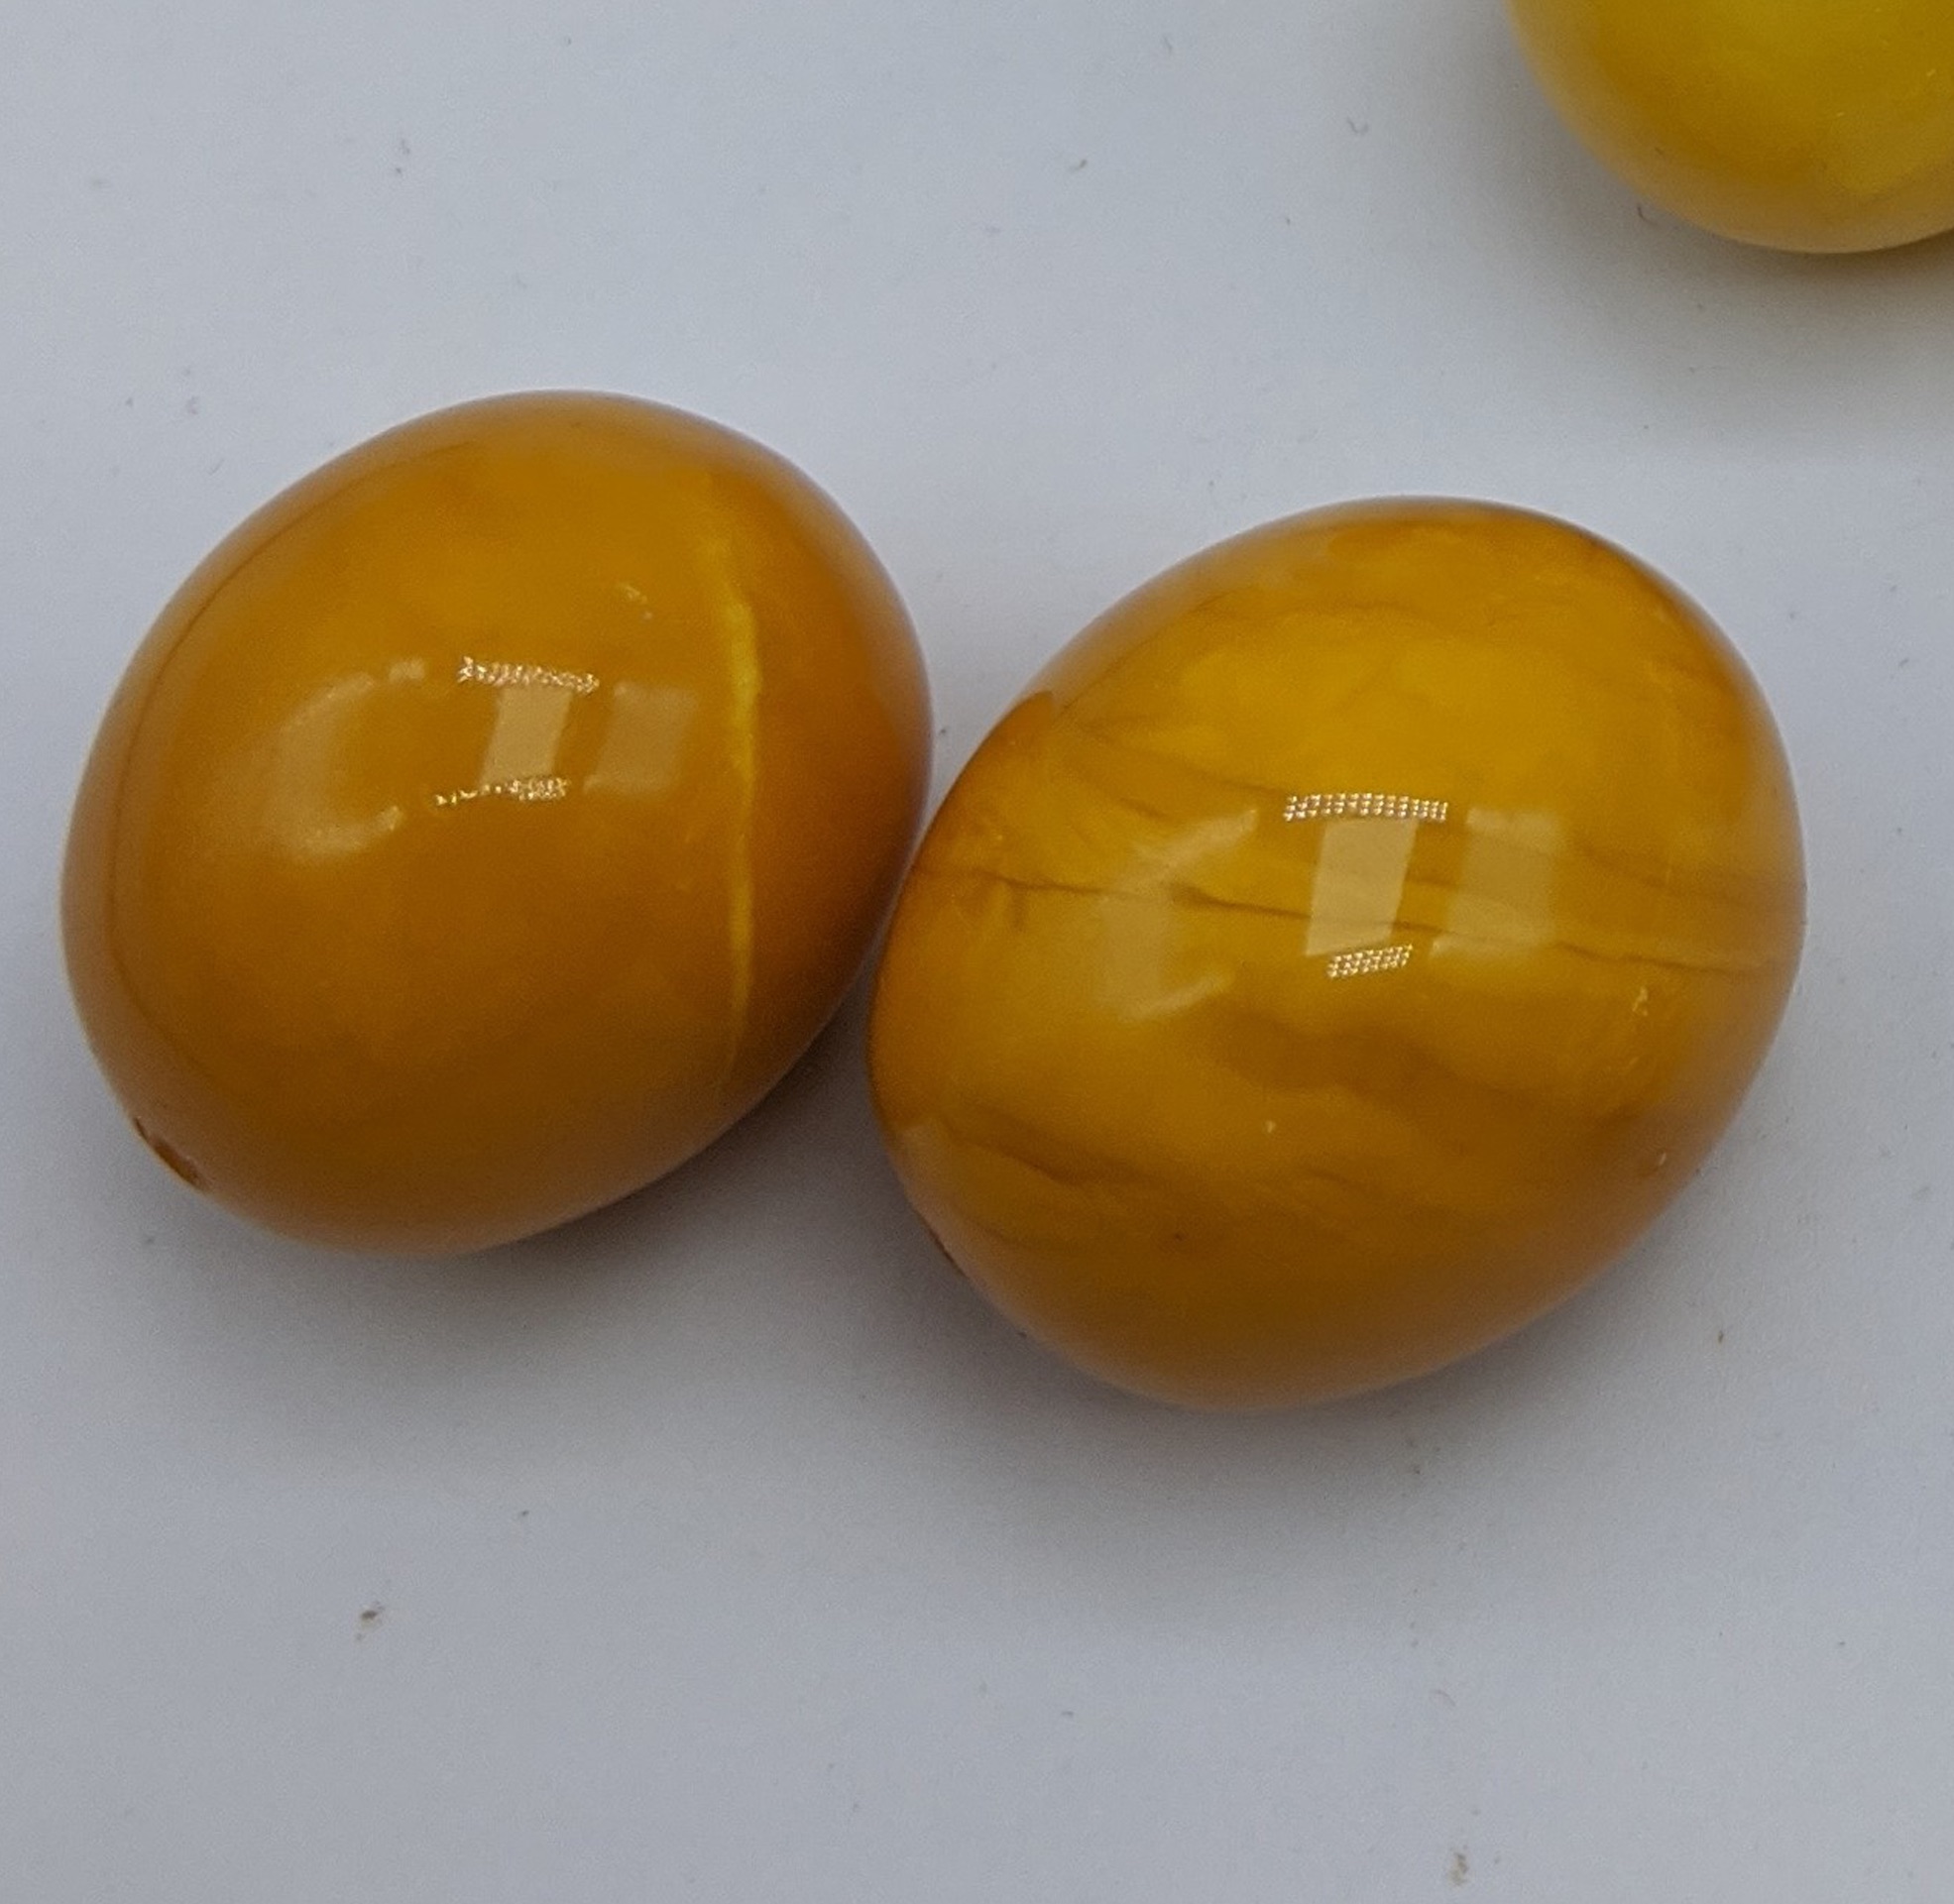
[868, 503, 1802, 1408]
[65, 393, 929, 1254]
[1508, 0, 1954, 252]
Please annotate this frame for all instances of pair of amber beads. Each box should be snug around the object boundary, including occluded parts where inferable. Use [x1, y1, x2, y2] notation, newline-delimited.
[64, 393, 1804, 1408]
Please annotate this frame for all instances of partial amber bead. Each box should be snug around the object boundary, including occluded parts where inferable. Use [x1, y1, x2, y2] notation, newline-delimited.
[65, 393, 929, 1254]
[1508, 0, 1954, 252]
[868, 503, 1802, 1408]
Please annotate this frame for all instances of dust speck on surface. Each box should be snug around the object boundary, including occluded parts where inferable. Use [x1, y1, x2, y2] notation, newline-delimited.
[1449, 1849, 1469, 1886]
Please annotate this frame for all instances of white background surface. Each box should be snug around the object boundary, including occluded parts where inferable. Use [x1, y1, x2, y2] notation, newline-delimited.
[4, 3, 1952, 1898]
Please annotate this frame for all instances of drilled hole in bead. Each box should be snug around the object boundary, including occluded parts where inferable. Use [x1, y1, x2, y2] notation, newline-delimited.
[132, 1120, 206, 1191]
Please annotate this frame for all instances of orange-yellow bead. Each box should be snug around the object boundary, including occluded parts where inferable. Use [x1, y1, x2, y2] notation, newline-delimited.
[1508, 0, 1954, 252]
[868, 503, 1802, 1408]
[64, 392, 929, 1254]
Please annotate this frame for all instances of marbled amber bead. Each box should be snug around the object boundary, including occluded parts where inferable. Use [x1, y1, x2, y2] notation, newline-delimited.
[1508, 0, 1954, 252]
[868, 503, 1802, 1408]
[64, 393, 929, 1254]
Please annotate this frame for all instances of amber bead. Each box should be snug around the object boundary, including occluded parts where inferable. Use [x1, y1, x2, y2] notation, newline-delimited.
[64, 393, 929, 1254]
[1508, 0, 1954, 253]
[868, 503, 1803, 1408]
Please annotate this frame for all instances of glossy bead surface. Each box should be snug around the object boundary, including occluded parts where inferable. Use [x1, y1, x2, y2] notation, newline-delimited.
[1508, 0, 1954, 252]
[868, 503, 1802, 1408]
[65, 393, 929, 1254]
